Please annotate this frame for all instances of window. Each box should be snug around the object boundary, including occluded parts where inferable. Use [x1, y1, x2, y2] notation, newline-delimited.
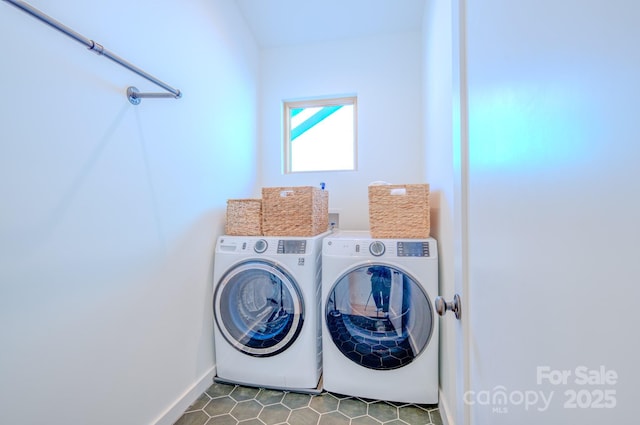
[283, 96, 357, 173]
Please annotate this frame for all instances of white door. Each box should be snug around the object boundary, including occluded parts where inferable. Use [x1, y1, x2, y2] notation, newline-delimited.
[448, 0, 640, 424]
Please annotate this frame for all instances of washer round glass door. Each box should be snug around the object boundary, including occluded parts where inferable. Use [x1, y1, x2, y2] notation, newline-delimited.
[214, 260, 304, 357]
[325, 263, 433, 370]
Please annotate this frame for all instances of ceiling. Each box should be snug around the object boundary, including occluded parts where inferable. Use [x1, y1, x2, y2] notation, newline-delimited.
[235, 0, 426, 48]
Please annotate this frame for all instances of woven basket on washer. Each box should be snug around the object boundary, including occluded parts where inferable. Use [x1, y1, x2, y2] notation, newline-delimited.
[262, 186, 329, 236]
[225, 199, 262, 236]
[368, 184, 430, 239]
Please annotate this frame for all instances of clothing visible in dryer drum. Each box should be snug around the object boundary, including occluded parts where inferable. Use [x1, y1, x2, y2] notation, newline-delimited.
[216, 261, 303, 357]
[235, 270, 296, 347]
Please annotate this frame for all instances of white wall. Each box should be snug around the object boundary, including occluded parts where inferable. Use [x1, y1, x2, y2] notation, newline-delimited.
[0, 1, 259, 424]
[259, 32, 424, 229]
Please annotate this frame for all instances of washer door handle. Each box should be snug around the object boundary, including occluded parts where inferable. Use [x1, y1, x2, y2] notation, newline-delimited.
[435, 294, 462, 320]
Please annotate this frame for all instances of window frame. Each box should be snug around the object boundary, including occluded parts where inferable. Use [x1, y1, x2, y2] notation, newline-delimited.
[282, 95, 358, 174]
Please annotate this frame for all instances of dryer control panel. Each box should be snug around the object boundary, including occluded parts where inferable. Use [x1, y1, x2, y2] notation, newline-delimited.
[323, 235, 437, 259]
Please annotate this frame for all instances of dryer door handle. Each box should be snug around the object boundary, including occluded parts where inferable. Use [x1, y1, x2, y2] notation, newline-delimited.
[435, 294, 462, 320]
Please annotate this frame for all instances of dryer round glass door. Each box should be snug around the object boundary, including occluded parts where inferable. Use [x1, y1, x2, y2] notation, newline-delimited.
[214, 260, 304, 357]
[325, 263, 433, 370]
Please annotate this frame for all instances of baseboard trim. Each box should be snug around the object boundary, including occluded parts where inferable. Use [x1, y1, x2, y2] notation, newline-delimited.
[152, 366, 216, 425]
[438, 388, 454, 425]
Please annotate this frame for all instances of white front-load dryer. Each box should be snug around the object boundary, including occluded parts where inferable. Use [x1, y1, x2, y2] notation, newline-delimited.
[321, 231, 439, 404]
[212, 232, 329, 392]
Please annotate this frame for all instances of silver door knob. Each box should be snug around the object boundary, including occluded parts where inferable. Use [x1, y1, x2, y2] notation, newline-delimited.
[435, 294, 462, 320]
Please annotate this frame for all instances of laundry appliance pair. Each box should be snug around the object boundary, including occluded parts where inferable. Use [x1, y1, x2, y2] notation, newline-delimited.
[212, 230, 439, 404]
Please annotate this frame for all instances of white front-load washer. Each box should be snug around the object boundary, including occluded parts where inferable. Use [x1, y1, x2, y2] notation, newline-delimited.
[321, 231, 439, 404]
[212, 232, 329, 392]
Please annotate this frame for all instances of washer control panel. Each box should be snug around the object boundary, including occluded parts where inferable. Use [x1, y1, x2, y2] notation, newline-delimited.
[397, 241, 430, 257]
[218, 237, 311, 255]
[277, 239, 307, 254]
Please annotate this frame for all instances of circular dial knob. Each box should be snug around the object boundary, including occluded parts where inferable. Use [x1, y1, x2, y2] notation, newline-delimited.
[369, 241, 386, 256]
[254, 239, 268, 253]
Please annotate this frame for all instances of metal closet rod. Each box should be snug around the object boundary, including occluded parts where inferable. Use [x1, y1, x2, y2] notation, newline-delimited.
[3, 0, 182, 105]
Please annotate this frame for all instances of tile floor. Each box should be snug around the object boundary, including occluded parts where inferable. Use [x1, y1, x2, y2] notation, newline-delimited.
[174, 381, 442, 425]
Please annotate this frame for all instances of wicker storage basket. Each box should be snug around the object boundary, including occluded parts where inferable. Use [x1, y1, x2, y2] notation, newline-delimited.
[262, 186, 329, 236]
[368, 184, 430, 239]
[225, 199, 263, 236]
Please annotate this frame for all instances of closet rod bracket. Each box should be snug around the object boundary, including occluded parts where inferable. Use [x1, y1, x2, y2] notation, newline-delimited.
[127, 87, 142, 105]
[127, 86, 182, 105]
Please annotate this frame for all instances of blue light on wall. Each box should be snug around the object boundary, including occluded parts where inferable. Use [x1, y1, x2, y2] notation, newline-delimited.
[468, 83, 597, 172]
